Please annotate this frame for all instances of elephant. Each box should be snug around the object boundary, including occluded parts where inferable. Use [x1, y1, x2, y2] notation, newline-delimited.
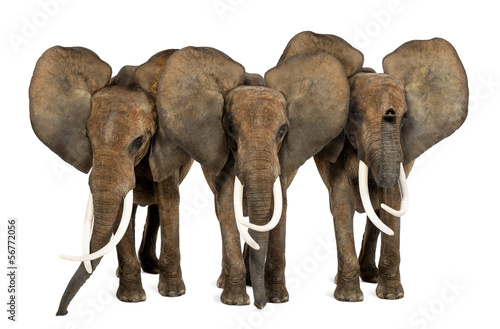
[278, 31, 468, 301]
[29, 46, 193, 315]
[149, 46, 350, 308]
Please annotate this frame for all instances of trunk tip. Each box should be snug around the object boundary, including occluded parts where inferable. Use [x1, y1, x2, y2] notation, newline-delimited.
[56, 308, 68, 316]
[254, 300, 267, 309]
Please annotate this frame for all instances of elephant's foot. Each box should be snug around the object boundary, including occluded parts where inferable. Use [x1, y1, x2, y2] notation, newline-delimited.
[158, 274, 185, 297]
[376, 277, 404, 300]
[360, 264, 379, 283]
[139, 255, 160, 274]
[220, 280, 250, 306]
[334, 274, 364, 302]
[117, 279, 146, 303]
[266, 283, 289, 303]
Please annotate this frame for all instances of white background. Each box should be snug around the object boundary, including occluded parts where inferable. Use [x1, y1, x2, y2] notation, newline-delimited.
[2, 0, 499, 328]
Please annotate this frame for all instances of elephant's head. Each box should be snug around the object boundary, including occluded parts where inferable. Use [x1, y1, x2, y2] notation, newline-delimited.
[150, 46, 349, 308]
[280, 32, 468, 232]
[29, 46, 185, 315]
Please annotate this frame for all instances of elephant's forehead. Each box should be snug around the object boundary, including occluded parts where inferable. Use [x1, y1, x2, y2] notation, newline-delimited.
[91, 87, 153, 116]
[87, 88, 154, 140]
[226, 86, 287, 126]
[350, 73, 406, 111]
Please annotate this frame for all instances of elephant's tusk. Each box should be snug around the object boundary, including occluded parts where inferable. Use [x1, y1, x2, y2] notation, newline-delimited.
[82, 192, 94, 273]
[234, 177, 260, 250]
[358, 160, 394, 236]
[60, 190, 134, 263]
[237, 177, 282, 232]
[381, 162, 409, 217]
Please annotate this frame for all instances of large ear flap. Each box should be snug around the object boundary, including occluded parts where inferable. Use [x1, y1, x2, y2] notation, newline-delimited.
[29, 46, 112, 173]
[135, 49, 192, 181]
[265, 52, 350, 176]
[151, 47, 245, 179]
[383, 38, 469, 164]
[278, 31, 364, 78]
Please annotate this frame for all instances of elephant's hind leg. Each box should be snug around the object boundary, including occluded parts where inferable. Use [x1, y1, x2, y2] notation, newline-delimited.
[138, 205, 160, 274]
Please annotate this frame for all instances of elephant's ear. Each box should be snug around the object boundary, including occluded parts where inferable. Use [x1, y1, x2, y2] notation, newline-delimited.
[278, 31, 364, 78]
[150, 47, 245, 180]
[383, 38, 469, 164]
[135, 49, 178, 98]
[135, 49, 192, 181]
[265, 52, 350, 176]
[29, 46, 112, 173]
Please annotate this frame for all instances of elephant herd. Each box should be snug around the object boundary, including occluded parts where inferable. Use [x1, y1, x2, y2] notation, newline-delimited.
[28, 31, 469, 314]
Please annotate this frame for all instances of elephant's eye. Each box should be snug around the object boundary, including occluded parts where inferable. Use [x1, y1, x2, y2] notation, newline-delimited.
[130, 136, 144, 155]
[277, 124, 288, 141]
[350, 108, 361, 123]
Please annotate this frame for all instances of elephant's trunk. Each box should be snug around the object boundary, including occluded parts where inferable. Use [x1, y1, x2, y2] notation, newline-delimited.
[57, 157, 134, 315]
[243, 166, 275, 309]
[378, 109, 402, 188]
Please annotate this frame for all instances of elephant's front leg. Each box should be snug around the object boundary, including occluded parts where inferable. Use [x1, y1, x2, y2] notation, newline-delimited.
[155, 174, 185, 297]
[376, 186, 403, 299]
[331, 181, 363, 302]
[116, 204, 146, 302]
[358, 216, 381, 283]
[214, 171, 250, 305]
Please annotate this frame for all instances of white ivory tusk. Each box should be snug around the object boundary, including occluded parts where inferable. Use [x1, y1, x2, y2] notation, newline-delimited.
[381, 162, 409, 217]
[234, 177, 260, 250]
[60, 190, 134, 263]
[237, 177, 282, 232]
[358, 160, 394, 236]
[82, 192, 94, 274]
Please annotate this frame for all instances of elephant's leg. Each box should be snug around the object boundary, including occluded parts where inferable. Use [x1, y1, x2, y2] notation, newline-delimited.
[155, 174, 185, 297]
[138, 204, 160, 274]
[376, 186, 403, 299]
[214, 171, 250, 305]
[116, 204, 146, 302]
[331, 181, 363, 302]
[358, 215, 381, 283]
[242, 243, 252, 286]
[265, 174, 294, 303]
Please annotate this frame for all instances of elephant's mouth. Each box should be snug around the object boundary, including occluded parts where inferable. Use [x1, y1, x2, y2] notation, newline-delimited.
[358, 161, 409, 235]
[59, 189, 134, 273]
[233, 176, 283, 250]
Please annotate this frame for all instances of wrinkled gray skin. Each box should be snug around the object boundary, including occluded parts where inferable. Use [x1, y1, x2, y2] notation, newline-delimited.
[280, 31, 468, 301]
[150, 46, 350, 308]
[29, 47, 193, 315]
